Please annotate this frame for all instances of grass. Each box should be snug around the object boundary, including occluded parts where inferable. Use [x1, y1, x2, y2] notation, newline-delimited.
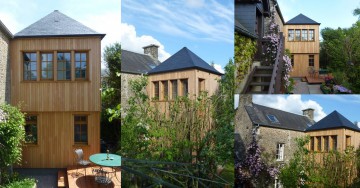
[4, 178, 36, 188]
[219, 163, 234, 186]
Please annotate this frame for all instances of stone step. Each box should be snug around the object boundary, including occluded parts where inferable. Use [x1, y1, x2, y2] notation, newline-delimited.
[253, 74, 272, 77]
[250, 82, 271, 86]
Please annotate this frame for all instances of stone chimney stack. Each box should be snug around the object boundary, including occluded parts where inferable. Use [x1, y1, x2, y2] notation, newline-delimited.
[143, 44, 159, 60]
[302, 108, 315, 121]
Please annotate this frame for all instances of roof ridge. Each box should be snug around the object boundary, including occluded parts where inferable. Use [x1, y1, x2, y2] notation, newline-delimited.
[253, 103, 305, 117]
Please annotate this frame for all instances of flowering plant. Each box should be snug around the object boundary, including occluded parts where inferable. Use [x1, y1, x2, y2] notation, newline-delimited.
[263, 6, 280, 65]
[283, 54, 293, 92]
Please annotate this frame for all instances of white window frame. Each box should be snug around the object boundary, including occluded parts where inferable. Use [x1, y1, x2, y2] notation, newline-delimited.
[276, 143, 285, 161]
[275, 176, 283, 188]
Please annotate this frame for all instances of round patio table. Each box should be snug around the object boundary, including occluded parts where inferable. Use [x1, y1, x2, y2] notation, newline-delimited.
[89, 153, 121, 184]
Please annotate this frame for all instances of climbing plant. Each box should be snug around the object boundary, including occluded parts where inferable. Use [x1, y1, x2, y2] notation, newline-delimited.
[263, 6, 280, 65]
[234, 33, 257, 84]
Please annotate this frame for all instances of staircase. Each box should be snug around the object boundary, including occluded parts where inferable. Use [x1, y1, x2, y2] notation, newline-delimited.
[244, 66, 274, 94]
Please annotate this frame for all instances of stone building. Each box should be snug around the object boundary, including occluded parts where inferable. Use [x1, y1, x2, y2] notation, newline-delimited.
[120, 45, 160, 117]
[264, 0, 285, 35]
[0, 20, 12, 103]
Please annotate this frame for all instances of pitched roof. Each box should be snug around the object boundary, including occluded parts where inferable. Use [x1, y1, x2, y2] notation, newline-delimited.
[14, 10, 105, 39]
[306, 111, 359, 132]
[285, 13, 320, 25]
[245, 103, 314, 132]
[235, 20, 257, 39]
[0, 19, 12, 38]
[121, 50, 161, 74]
[148, 47, 222, 75]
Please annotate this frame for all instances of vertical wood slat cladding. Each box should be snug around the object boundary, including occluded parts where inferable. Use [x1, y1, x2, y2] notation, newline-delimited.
[10, 37, 101, 112]
[20, 112, 100, 168]
[290, 54, 319, 77]
[284, 25, 320, 54]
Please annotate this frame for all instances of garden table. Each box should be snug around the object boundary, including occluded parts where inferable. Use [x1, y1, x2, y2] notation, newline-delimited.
[89, 153, 121, 184]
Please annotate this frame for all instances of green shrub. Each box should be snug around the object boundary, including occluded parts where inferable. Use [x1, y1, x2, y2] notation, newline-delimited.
[4, 178, 36, 188]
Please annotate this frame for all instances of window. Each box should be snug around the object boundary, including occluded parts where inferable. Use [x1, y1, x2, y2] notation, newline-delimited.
[288, 30, 294, 41]
[41, 53, 53, 80]
[309, 55, 314, 66]
[324, 136, 329, 152]
[162, 81, 168, 100]
[266, 114, 280, 123]
[23, 53, 37, 80]
[57, 52, 71, 80]
[276, 143, 285, 161]
[25, 115, 37, 144]
[316, 136, 322, 151]
[295, 29, 301, 41]
[275, 177, 283, 188]
[153, 81, 159, 100]
[310, 136, 314, 151]
[198, 78, 205, 95]
[74, 115, 88, 144]
[291, 55, 294, 67]
[331, 135, 337, 151]
[302, 30, 308, 41]
[346, 135, 351, 148]
[75, 52, 87, 80]
[309, 29, 314, 41]
[181, 79, 188, 96]
[171, 80, 178, 99]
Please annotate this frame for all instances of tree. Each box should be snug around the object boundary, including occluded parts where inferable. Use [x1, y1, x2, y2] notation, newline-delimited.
[354, 8, 360, 19]
[0, 104, 25, 185]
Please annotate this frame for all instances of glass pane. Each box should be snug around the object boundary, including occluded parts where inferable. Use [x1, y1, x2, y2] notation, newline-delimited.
[75, 71, 80, 78]
[81, 53, 87, 61]
[42, 54, 47, 61]
[75, 53, 81, 61]
[30, 62, 37, 71]
[24, 53, 30, 61]
[81, 62, 86, 69]
[48, 54, 53, 60]
[64, 53, 71, 61]
[81, 70, 86, 78]
[66, 71, 71, 80]
[31, 71, 37, 80]
[42, 71, 47, 79]
[30, 53, 37, 61]
[58, 72, 64, 80]
[76, 62, 81, 69]
[66, 62, 71, 69]
[58, 62, 64, 70]
[57, 53, 64, 60]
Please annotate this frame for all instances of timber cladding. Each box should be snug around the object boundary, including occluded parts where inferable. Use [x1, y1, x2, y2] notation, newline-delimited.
[11, 37, 102, 168]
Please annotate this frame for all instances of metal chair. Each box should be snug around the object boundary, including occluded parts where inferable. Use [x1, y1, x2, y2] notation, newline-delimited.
[74, 148, 91, 177]
[93, 168, 112, 185]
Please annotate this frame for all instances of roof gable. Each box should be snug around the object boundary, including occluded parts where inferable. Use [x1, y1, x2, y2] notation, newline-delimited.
[14, 10, 105, 39]
[121, 50, 161, 74]
[148, 47, 222, 75]
[285, 13, 320, 25]
[306, 111, 359, 132]
[245, 103, 314, 132]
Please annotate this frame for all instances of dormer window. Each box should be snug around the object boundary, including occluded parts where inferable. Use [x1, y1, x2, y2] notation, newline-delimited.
[266, 114, 279, 123]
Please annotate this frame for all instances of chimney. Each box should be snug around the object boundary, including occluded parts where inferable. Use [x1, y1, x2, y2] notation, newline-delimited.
[302, 108, 315, 121]
[143, 44, 159, 60]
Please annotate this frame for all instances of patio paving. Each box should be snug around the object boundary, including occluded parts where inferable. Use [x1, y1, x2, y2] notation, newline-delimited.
[293, 78, 323, 94]
[14, 168, 58, 188]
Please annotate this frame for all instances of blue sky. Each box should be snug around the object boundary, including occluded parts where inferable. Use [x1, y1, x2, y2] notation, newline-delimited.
[0, 0, 120, 68]
[120, 0, 234, 73]
[278, 0, 360, 39]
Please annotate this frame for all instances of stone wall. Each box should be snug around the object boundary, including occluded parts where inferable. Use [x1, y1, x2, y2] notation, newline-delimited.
[0, 29, 10, 104]
[264, 0, 284, 35]
[121, 73, 142, 118]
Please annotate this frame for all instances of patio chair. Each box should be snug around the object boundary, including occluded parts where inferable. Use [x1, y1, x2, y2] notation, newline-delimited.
[74, 148, 91, 177]
[93, 168, 112, 185]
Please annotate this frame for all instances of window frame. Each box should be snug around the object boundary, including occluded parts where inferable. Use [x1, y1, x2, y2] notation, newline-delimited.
[266, 114, 280, 124]
[301, 29, 308, 41]
[57, 52, 72, 81]
[171, 80, 178, 100]
[198, 78, 205, 96]
[180, 79, 188, 96]
[75, 52, 88, 80]
[295, 29, 301, 41]
[74, 115, 88, 145]
[316, 136, 322, 151]
[24, 114, 38, 145]
[153, 81, 160, 100]
[288, 29, 294, 41]
[308, 29, 315, 41]
[161, 80, 168, 100]
[40, 52, 54, 80]
[309, 55, 315, 67]
[276, 143, 285, 161]
[23, 52, 38, 81]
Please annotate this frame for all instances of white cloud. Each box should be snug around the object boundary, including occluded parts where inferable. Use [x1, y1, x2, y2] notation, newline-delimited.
[185, 0, 205, 8]
[253, 95, 327, 122]
[358, 122, 360, 128]
[120, 23, 171, 62]
[213, 64, 225, 74]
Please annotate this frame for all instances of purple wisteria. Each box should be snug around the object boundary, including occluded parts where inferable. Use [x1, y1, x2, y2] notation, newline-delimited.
[263, 8, 280, 65]
[283, 55, 292, 89]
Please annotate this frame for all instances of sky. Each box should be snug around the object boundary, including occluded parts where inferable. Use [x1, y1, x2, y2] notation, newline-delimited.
[278, 0, 360, 38]
[235, 95, 360, 126]
[120, 0, 234, 74]
[0, 0, 121, 69]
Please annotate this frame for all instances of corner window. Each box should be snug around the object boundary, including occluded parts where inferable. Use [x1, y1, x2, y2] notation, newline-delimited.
[288, 30, 294, 41]
[25, 115, 37, 144]
[276, 143, 284, 161]
[23, 53, 37, 81]
[41, 53, 53, 80]
[266, 114, 280, 123]
[171, 80, 178, 100]
[309, 55, 314, 67]
[309, 29, 314, 41]
[75, 52, 87, 80]
[74, 115, 88, 144]
[57, 52, 71, 80]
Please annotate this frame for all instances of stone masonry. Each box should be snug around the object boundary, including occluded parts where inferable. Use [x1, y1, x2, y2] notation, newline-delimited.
[264, 0, 284, 35]
[0, 23, 11, 104]
[121, 73, 142, 118]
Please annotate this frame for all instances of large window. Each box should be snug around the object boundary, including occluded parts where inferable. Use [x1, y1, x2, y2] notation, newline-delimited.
[153, 81, 159, 100]
[324, 136, 329, 152]
[41, 53, 53, 80]
[74, 115, 88, 144]
[276, 143, 285, 161]
[57, 52, 71, 80]
[171, 80, 178, 100]
[309, 55, 315, 66]
[23, 53, 37, 81]
[295, 29, 301, 41]
[162, 81, 168, 100]
[75, 52, 87, 80]
[25, 115, 37, 144]
[302, 30, 308, 41]
[316, 136, 322, 151]
[331, 135, 337, 151]
[288, 30, 294, 41]
[181, 79, 188, 96]
[309, 29, 315, 41]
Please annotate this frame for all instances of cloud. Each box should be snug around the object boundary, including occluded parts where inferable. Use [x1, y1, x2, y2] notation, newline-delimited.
[253, 95, 327, 122]
[213, 64, 225, 74]
[185, 0, 205, 8]
[120, 23, 171, 62]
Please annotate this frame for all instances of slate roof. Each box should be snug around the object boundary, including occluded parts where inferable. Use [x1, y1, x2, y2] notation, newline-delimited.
[148, 47, 222, 75]
[245, 103, 314, 132]
[14, 10, 105, 39]
[235, 20, 257, 39]
[285, 14, 320, 25]
[0, 19, 12, 38]
[121, 50, 161, 74]
[306, 110, 359, 132]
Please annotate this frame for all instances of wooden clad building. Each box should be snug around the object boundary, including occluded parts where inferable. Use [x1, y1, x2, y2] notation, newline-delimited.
[284, 14, 320, 77]
[10, 10, 105, 168]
